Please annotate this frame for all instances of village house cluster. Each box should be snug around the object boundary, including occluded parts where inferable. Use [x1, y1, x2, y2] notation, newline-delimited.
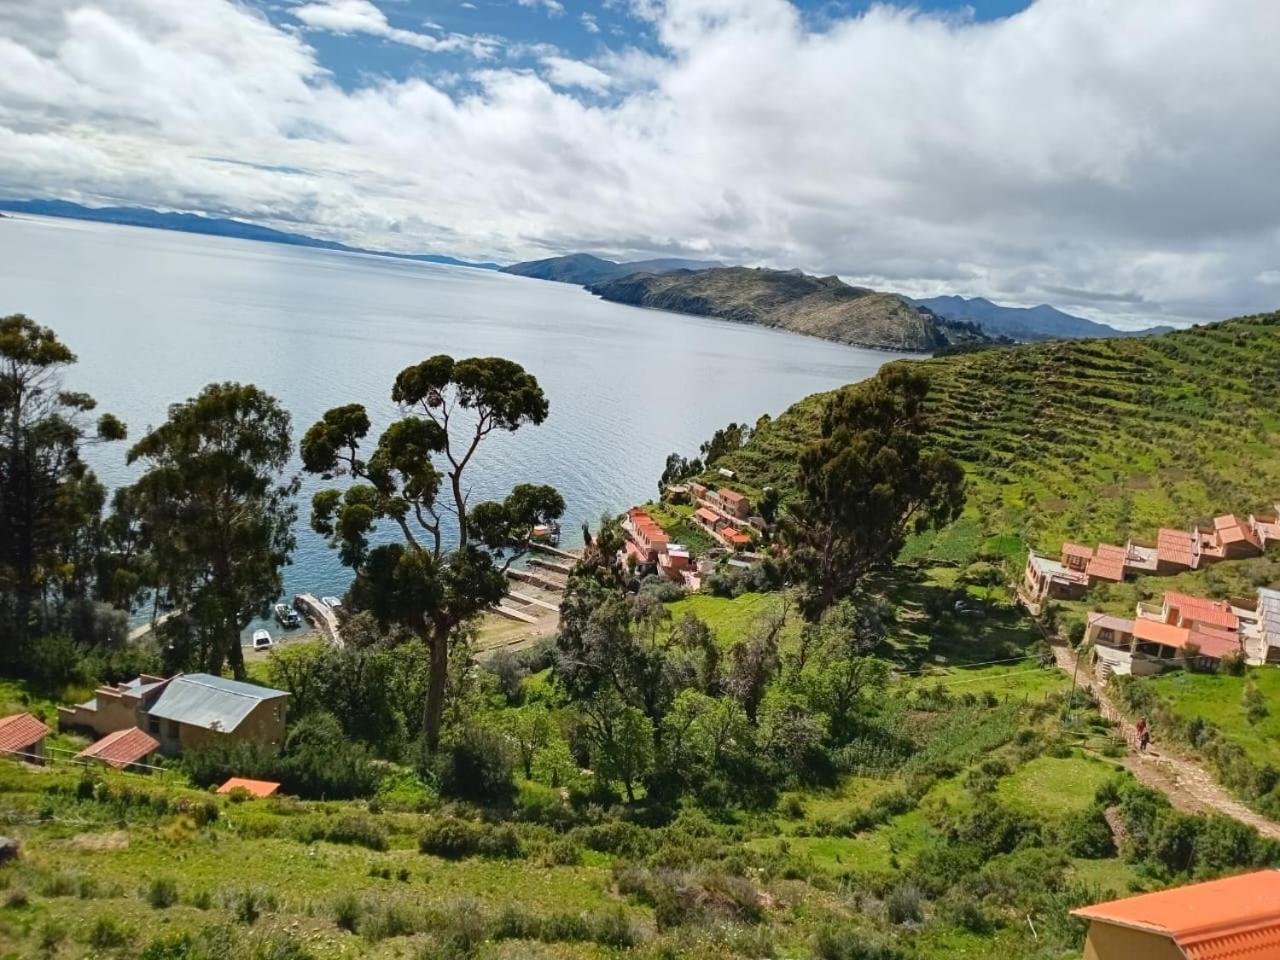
[1020, 504, 1280, 677]
[1024, 506, 1280, 606]
[620, 484, 762, 589]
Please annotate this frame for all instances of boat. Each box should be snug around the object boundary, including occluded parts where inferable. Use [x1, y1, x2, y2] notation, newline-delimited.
[530, 520, 561, 546]
[274, 603, 300, 628]
[251, 628, 273, 651]
[321, 596, 342, 610]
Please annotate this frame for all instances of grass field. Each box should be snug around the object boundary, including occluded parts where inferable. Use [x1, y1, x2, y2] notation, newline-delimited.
[1136, 668, 1280, 769]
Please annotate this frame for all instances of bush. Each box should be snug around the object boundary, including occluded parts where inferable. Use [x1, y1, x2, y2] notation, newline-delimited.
[1061, 806, 1117, 859]
[86, 916, 132, 949]
[332, 893, 364, 932]
[812, 924, 906, 960]
[885, 883, 923, 924]
[295, 814, 388, 851]
[229, 888, 276, 925]
[435, 724, 515, 804]
[418, 817, 522, 860]
[147, 876, 179, 909]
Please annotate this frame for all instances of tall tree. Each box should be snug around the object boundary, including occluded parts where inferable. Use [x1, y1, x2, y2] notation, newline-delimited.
[0, 315, 125, 658]
[122, 382, 296, 679]
[301, 355, 563, 753]
[783, 367, 965, 619]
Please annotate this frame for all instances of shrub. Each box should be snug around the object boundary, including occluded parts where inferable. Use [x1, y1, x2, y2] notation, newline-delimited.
[936, 891, 989, 933]
[419, 818, 481, 859]
[885, 883, 923, 924]
[147, 876, 179, 909]
[229, 888, 276, 925]
[812, 924, 906, 960]
[1061, 806, 1117, 859]
[435, 724, 515, 804]
[296, 814, 388, 851]
[86, 916, 132, 949]
[252, 937, 315, 960]
[332, 893, 364, 932]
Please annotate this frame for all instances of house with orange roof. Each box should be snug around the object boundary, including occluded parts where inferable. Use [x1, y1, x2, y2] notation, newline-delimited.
[1062, 542, 1094, 574]
[1155, 527, 1198, 573]
[1072, 869, 1280, 960]
[714, 488, 751, 521]
[1023, 551, 1089, 604]
[721, 527, 751, 550]
[77, 727, 160, 770]
[217, 777, 281, 798]
[1087, 543, 1128, 583]
[1201, 514, 1263, 562]
[1161, 592, 1240, 633]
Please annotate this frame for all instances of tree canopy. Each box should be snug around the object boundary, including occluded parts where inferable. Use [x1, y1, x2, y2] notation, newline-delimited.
[783, 366, 965, 619]
[301, 355, 563, 753]
[121, 382, 297, 678]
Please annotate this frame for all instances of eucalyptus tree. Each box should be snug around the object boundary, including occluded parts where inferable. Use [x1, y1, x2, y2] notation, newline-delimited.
[0, 314, 125, 658]
[301, 355, 563, 753]
[783, 366, 966, 619]
[122, 383, 297, 679]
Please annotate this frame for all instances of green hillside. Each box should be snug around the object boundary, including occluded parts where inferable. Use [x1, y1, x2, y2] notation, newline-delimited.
[718, 312, 1280, 564]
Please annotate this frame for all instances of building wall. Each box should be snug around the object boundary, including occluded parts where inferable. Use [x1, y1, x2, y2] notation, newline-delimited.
[1082, 922, 1184, 960]
[176, 699, 287, 753]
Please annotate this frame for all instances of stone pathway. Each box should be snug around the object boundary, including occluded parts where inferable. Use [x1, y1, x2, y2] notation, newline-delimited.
[1051, 640, 1280, 839]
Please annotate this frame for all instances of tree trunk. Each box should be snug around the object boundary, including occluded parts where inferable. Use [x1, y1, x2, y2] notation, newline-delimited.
[228, 620, 246, 680]
[423, 619, 450, 754]
[624, 779, 636, 803]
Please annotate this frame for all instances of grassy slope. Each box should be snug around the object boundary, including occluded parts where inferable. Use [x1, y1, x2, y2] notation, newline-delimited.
[717, 312, 1280, 567]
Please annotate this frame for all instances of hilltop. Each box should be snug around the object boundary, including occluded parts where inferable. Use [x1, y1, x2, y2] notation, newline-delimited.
[500, 252, 720, 284]
[592, 266, 995, 352]
[914, 295, 1174, 341]
[0, 199, 501, 270]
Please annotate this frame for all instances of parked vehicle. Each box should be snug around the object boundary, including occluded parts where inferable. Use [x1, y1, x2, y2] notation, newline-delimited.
[251, 629, 273, 651]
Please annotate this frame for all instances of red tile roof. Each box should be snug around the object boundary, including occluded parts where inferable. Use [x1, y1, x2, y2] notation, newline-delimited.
[1215, 514, 1262, 549]
[0, 713, 50, 756]
[1157, 527, 1196, 567]
[1133, 618, 1191, 649]
[1187, 625, 1243, 660]
[76, 727, 160, 769]
[1165, 592, 1239, 631]
[694, 507, 720, 524]
[1062, 542, 1094, 559]
[1073, 870, 1280, 960]
[217, 777, 280, 797]
[717, 489, 747, 504]
[1086, 555, 1125, 582]
[1096, 543, 1128, 560]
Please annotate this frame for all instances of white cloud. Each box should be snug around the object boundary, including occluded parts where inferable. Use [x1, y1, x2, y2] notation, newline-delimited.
[581, 12, 600, 32]
[1, 0, 1279, 327]
[541, 55, 611, 92]
[291, 0, 502, 57]
[517, 0, 566, 17]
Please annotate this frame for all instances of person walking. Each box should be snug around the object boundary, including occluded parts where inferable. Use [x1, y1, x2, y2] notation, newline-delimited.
[1137, 716, 1151, 753]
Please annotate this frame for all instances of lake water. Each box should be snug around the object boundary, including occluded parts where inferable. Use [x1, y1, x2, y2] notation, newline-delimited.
[0, 214, 912, 632]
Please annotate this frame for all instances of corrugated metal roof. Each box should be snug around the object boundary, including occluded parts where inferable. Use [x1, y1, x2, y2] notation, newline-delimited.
[147, 673, 287, 733]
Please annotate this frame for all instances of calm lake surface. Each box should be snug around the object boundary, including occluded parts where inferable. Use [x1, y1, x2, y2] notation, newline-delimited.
[0, 214, 914, 631]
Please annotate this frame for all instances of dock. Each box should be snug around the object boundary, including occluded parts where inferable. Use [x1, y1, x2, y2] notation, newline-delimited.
[529, 542, 581, 563]
[294, 593, 343, 647]
[529, 556, 574, 576]
[508, 568, 566, 592]
[128, 608, 182, 643]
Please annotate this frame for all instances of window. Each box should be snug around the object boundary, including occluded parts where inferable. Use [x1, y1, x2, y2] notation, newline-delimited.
[168, 720, 180, 739]
[147, 716, 160, 735]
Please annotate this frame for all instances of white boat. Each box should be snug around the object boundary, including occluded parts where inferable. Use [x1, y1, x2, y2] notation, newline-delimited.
[274, 603, 300, 628]
[321, 596, 342, 610]
[251, 628, 273, 651]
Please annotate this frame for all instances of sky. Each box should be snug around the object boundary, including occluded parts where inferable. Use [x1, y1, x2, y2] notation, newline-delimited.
[1, 0, 1278, 328]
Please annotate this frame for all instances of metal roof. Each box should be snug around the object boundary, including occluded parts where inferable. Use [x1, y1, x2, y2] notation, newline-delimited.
[146, 673, 287, 733]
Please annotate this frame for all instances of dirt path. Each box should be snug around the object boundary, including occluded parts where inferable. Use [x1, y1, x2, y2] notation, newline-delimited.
[1051, 640, 1280, 839]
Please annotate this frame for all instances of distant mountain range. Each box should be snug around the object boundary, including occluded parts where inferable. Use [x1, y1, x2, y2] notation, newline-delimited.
[500, 252, 721, 285]
[0, 199, 501, 270]
[912, 295, 1173, 340]
[590, 267, 995, 352]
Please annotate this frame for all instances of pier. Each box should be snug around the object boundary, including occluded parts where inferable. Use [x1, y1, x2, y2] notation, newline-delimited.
[293, 593, 343, 647]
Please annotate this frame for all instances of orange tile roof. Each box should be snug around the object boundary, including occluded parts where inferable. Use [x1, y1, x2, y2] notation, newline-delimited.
[1073, 871, 1280, 960]
[1096, 543, 1128, 560]
[717, 489, 747, 504]
[694, 507, 720, 524]
[1157, 527, 1196, 567]
[1188, 625, 1243, 660]
[1165, 592, 1239, 631]
[1215, 514, 1262, 549]
[217, 777, 280, 797]
[0, 713, 50, 756]
[1086, 555, 1125, 581]
[76, 727, 160, 769]
[1062, 542, 1094, 559]
[1133, 618, 1191, 649]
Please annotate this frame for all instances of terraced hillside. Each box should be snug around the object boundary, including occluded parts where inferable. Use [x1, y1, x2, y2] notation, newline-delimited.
[715, 313, 1280, 564]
